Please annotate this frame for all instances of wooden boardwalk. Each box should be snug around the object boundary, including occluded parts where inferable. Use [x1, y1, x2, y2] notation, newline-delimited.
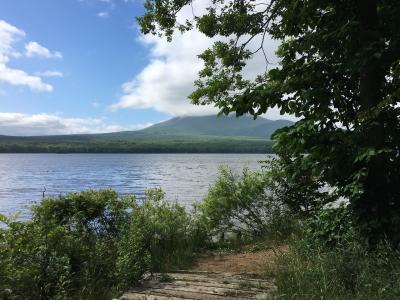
[117, 271, 276, 300]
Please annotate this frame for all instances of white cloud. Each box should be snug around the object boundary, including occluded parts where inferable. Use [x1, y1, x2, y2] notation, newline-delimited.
[110, 30, 218, 116]
[0, 112, 152, 136]
[10, 51, 22, 58]
[97, 11, 109, 18]
[0, 66, 53, 92]
[0, 20, 53, 91]
[25, 41, 62, 59]
[0, 20, 25, 56]
[110, 1, 289, 120]
[35, 70, 63, 77]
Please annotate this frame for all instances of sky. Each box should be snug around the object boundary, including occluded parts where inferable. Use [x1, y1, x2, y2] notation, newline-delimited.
[0, 0, 286, 136]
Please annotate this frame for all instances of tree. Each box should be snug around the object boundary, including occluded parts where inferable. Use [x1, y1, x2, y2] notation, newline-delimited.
[138, 0, 400, 244]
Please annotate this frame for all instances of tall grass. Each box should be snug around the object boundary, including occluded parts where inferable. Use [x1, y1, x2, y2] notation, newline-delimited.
[272, 207, 400, 299]
[273, 239, 400, 299]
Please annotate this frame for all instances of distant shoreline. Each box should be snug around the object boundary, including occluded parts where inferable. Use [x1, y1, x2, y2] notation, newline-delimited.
[0, 151, 273, 154]
[0, 151, 274, 154]
[0, 138, 275, 154]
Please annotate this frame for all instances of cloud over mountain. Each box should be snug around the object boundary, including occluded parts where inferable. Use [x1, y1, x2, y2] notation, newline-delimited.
[111, 1, 284, 119]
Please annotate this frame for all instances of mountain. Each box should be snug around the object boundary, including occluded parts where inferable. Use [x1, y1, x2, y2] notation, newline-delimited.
[0, 115, 294, 153]
[138, 115, 293, 139]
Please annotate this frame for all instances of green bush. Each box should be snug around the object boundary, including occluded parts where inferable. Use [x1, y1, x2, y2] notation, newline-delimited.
[263, 158, 337, 218]
[0, 189, 202, 300]
[302, 204, 354, 248]
[195, 166, 296, 244]
[118, 188, 198, 278]
[0, 190, 137, 299]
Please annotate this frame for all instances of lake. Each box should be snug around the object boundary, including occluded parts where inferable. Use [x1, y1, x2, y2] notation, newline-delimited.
[0, 153, 269, 218]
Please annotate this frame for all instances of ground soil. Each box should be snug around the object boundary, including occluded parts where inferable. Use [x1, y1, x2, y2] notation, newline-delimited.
[192, 244, 288, 274]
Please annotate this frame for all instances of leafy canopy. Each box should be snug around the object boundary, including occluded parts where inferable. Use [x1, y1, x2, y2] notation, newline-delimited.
[138, 0, 400, 243]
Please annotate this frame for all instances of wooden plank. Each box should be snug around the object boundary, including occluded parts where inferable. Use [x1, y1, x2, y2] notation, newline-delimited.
[119, 292, 191, 300]
[118, 272, 275, 300]
[119, 292, 194, 300]
[142, 283, 259, 297]
[146, 279, 271, 293]
[163, 273, 274, 287]
[131, 288, 254, 300]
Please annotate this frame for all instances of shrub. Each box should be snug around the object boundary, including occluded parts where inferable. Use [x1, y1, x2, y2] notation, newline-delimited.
[0, 188, 201, 300]
[195, 166, 296, 244]
[0, 190, 137, 300]
[302, 204, 354, 249]
[264, 158, 337, 218]
[118, 188, 198, 277]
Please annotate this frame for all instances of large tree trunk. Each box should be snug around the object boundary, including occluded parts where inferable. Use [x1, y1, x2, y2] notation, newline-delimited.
[357, 0, 384, 113]
[353, 0, 394, 243]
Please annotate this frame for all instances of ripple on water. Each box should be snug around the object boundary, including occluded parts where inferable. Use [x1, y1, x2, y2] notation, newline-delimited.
[0, 153, 272, 218]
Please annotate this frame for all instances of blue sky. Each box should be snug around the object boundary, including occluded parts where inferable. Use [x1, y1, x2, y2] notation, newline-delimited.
[0, 0, 284, 136]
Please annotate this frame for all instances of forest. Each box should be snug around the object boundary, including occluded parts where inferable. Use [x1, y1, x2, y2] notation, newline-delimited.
[0, 136, 272, 153]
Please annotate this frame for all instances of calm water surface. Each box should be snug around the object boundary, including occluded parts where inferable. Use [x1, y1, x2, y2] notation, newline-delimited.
[0, 153, 269, 218]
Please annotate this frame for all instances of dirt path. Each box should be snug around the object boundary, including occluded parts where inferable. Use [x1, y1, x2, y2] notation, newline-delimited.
[192, 245, 288, 274]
